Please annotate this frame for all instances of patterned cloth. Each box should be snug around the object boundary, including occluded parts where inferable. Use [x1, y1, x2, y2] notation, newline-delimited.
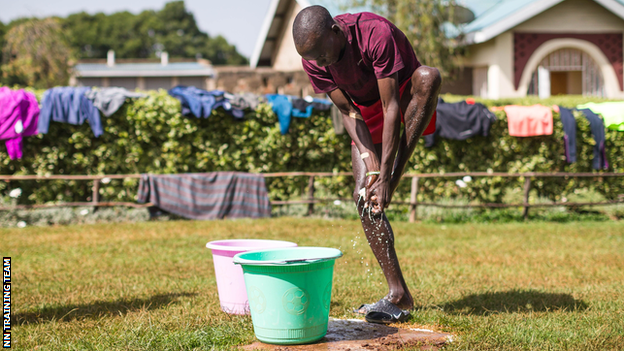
[137, 172, 271, 220]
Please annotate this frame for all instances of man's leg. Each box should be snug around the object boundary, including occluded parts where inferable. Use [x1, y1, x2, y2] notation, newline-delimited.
[352, 144, 414, 310]
[391, 66, 442, 193]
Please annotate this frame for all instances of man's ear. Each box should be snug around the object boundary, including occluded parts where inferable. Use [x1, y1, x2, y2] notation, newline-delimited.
[331, 23, 341, 34]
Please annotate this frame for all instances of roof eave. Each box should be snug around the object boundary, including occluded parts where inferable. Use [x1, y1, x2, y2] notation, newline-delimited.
[250, 0, 281, 68]
[250, 0, 311, 68]
[594, 0, 624, 19]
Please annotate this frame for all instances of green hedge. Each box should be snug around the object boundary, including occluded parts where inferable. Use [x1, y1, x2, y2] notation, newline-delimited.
[1, 91, 623, 206]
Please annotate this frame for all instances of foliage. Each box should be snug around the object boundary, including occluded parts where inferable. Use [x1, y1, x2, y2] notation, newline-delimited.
[1, 92, 623, 207]
[1, 18, 75, 88]
[0, 21, 6, 64]
[60, 1, 247, 65]
[340, 0, 466, 77]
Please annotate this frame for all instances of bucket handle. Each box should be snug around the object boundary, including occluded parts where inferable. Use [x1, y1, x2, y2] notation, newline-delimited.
[236, 258, 330, 265]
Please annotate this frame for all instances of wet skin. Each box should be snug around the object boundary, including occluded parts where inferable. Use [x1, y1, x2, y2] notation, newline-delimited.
[297, 24, 442, 310]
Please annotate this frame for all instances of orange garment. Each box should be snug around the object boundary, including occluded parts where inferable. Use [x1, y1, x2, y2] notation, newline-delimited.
[503, 104, 553, 137]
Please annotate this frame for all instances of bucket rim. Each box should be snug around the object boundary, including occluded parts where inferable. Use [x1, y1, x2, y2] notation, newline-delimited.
[206, 239, 297, 252]
[233, 246, 343, 266]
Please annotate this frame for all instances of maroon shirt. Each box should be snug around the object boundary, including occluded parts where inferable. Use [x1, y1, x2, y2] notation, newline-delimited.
[302, 12, 420, 106]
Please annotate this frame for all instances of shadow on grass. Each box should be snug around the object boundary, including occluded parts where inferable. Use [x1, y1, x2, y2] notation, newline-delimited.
[15, 292, 197, 325]
[438, 289, 588, 315]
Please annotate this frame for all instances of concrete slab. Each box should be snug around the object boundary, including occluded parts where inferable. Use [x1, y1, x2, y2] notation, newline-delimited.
[242, 318, 452, 350]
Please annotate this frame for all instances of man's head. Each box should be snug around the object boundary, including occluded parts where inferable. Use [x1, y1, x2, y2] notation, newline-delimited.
[293, 5, 345, 67]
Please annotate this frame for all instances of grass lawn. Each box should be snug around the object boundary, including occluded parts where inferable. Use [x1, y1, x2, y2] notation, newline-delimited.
[3, 218, 624, 350]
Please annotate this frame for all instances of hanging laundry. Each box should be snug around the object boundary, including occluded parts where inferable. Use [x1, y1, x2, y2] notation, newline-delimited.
[292, 96, 333, 114]
[266, 95, 292, 134]
[265, 95, 333, 134]
[558, 106, 577, 163]
[578, 109, 609, 170]
[576, 102, 624, 131]
[39, 87, 103, 137]
[0, 88, 39, 160]
[503, 104, 553, 137]
[85, 87, 146, 117]
[137, 172, 271, 220]
[291, 97, 315, 118]
[225, 92, 265, 111]
[424, 98, 496, 147]
[168, 86, 244, 119]
[330, 105, 345, 135]
[307, 96, 332, 111]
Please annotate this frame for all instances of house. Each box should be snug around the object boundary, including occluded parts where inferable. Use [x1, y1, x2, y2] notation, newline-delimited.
[71, 50, 216, 90]
[462, 0, 624, 99]
[252, 0, 624, 99]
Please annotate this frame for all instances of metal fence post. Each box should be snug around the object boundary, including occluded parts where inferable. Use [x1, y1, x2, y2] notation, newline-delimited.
[523, 177, 531, 220]
[307, 175, 315, 215]
[409, 176, 420, 222]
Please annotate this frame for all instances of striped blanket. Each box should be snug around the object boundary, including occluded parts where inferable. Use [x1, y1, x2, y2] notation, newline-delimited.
[137, 172, 271, 220]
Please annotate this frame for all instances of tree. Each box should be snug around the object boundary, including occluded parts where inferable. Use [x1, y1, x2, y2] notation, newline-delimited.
[0, 21, 5, 64]
[2, 18, 75, 88]
[61, 1, 248, 65]
[343, 0, 467, 78]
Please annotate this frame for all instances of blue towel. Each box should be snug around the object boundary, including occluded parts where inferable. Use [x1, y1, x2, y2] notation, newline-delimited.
[168, 86, 244, 119]
[39, 87, 103, 137]
[266, 94, 294, 134]
[266, 95, 330, 134]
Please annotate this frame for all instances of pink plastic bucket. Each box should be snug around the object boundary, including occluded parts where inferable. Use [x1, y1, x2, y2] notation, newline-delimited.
[206, 239, 297, 314]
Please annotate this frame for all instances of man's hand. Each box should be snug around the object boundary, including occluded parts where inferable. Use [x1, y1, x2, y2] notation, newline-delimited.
[366, 176, 391, 214]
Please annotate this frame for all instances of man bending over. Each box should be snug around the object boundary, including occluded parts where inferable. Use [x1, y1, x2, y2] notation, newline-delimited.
[293, 5, 441, 324]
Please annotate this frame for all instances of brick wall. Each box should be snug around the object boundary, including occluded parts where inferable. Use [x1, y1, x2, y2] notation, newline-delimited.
[214, 66, 325, 98]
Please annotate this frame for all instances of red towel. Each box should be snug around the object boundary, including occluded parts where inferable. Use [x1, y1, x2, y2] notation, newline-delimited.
[504, 105, 553, 137]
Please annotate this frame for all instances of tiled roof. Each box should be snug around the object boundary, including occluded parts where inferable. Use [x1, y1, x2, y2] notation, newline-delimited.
[461, 0, 624, 43]
[462, 0, 539, 33]
[74, 62, 215, 77]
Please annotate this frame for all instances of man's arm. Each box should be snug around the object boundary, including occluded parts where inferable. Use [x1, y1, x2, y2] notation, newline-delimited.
[368, 72, 402, 211]
[327, 88, 380, 174]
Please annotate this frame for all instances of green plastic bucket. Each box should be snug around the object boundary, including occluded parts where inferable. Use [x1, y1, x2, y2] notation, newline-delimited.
[233, 247, 342, 345]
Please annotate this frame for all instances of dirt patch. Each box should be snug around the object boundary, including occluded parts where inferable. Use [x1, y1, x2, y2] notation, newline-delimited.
[242, 318, 452, 350]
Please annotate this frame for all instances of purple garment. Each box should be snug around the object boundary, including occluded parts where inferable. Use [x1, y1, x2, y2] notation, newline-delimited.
[0, 87, 40, 160]
[302, 12, 420, 106]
